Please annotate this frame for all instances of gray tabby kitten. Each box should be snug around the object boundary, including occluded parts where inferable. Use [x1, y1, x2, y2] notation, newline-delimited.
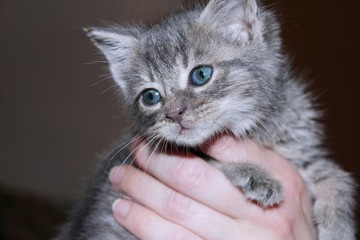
[55, 0, 355, 239]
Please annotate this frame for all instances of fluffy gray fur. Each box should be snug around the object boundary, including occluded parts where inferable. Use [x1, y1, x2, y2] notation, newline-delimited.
[54, 0, 355, 239]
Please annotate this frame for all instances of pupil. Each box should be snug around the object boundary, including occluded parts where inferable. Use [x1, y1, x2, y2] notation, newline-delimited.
[199, 70, 205, 79]
[149, 93, 155, 101]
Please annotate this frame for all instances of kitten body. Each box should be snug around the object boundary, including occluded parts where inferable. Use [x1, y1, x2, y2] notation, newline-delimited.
[55, 0, 355, 239]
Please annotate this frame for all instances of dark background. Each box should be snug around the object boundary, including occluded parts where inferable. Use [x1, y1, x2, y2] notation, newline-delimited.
[1, 0, 359, 239]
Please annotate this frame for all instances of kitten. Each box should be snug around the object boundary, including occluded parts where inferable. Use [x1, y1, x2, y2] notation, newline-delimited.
[55, 0, 355, 239]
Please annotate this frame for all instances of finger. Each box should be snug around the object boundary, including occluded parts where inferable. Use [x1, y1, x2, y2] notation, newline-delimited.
[112, 198, 202, 240]
[131, 141, 258, 218]
[206, 135, 298, 182]
[110, 164, 241, 240]
[207, 136, 314, 222]
[205, 135, 264, 164]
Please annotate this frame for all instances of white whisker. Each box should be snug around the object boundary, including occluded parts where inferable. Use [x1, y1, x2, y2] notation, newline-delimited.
[103, 134, 143, 175]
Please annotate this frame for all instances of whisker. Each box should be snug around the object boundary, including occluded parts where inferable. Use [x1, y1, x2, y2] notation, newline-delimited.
[126, 133, 159, 173]
[143, 135, 162, 175]
[83, 60, 109, 65]
[103, 134, 143, 175]
[100, 84, 120, 95]
[90, 75, 113, 86]
[109, 137, 148, 180]
[111, 116, 137, 120]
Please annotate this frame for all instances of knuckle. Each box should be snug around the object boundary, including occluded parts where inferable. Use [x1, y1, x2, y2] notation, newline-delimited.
[285, 172, 307, 199]
[268, 212, 295, 237]
[162, 191, 194, 221]
[174, 160, 208, 192]
[131, 210, 153, 235]
[168, 232, 198, 240]
[291, 172, 306, 191]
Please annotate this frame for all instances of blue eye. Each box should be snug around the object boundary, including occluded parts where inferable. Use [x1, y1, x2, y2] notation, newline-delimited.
[190, 66, 213, 86]
[142, 89, 161, 106]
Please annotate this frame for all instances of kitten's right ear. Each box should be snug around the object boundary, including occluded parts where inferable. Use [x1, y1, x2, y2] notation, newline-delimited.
[84, 27, 139, 96]
[198, 0, 264, 43]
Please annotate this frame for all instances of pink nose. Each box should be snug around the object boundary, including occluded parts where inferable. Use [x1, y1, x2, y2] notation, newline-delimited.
[166, 107, 186, 124]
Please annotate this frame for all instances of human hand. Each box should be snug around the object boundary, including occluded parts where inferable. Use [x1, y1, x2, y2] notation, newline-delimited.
[109, 135, 316, 240]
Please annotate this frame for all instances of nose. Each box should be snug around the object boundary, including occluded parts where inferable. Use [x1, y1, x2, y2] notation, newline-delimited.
[166, 107, 187, 124]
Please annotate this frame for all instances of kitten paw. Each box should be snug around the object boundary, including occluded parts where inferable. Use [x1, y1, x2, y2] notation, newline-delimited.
[213, 162, 284, 207]
[242, 173, 283, 207]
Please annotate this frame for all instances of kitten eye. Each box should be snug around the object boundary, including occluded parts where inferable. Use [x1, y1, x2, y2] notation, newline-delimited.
[142, 89, 161, 106]
[190, 66, 213, 86]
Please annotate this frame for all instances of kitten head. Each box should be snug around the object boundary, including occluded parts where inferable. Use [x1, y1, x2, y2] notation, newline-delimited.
[87, 0, 286, 146]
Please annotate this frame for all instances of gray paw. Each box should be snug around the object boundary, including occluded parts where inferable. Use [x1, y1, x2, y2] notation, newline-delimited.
[214, 162, 284, 207]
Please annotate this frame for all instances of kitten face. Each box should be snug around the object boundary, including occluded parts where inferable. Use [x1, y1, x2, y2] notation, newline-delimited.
[130, 39, 256, 145]
[87, 0, 285, 146]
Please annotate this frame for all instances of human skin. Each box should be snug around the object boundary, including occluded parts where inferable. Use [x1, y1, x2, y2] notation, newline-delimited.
[109, 135, 316, 240]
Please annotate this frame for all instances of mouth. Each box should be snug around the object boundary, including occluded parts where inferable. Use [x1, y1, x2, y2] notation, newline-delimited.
[155, 130, 230, 159]
[154, 120, 228, 148]
[173, 126, 229, 148]
[179, 126, 192, 135]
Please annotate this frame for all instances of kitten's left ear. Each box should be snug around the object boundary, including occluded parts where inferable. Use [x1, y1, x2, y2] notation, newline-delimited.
[198, 0, 263, 43]
[84, 27, 138, 63]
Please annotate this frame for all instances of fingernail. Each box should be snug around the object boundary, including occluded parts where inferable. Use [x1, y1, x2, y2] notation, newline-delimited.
[109, 166, 126, 183]
[112, 199, 131, 218]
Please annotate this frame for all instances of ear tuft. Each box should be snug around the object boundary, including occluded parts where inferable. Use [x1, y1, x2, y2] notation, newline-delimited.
[85, 27, 138, 62]
[199, 0, 263, 43]
[85, 27, 139, 96]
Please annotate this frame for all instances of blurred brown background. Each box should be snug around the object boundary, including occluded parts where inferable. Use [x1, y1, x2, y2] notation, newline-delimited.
[0, 0, 359, 239]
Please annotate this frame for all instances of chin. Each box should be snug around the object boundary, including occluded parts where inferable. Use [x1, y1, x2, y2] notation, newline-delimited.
[160, 128, 216, 147]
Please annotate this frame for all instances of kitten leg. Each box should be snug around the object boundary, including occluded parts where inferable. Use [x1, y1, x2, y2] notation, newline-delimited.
[302, 160, 355, 240]
[211, 162, 284, 207]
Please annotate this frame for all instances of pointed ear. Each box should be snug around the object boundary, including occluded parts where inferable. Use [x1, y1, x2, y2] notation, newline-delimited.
[198, 0, 263, 43]
[85, 27, 139, 95]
